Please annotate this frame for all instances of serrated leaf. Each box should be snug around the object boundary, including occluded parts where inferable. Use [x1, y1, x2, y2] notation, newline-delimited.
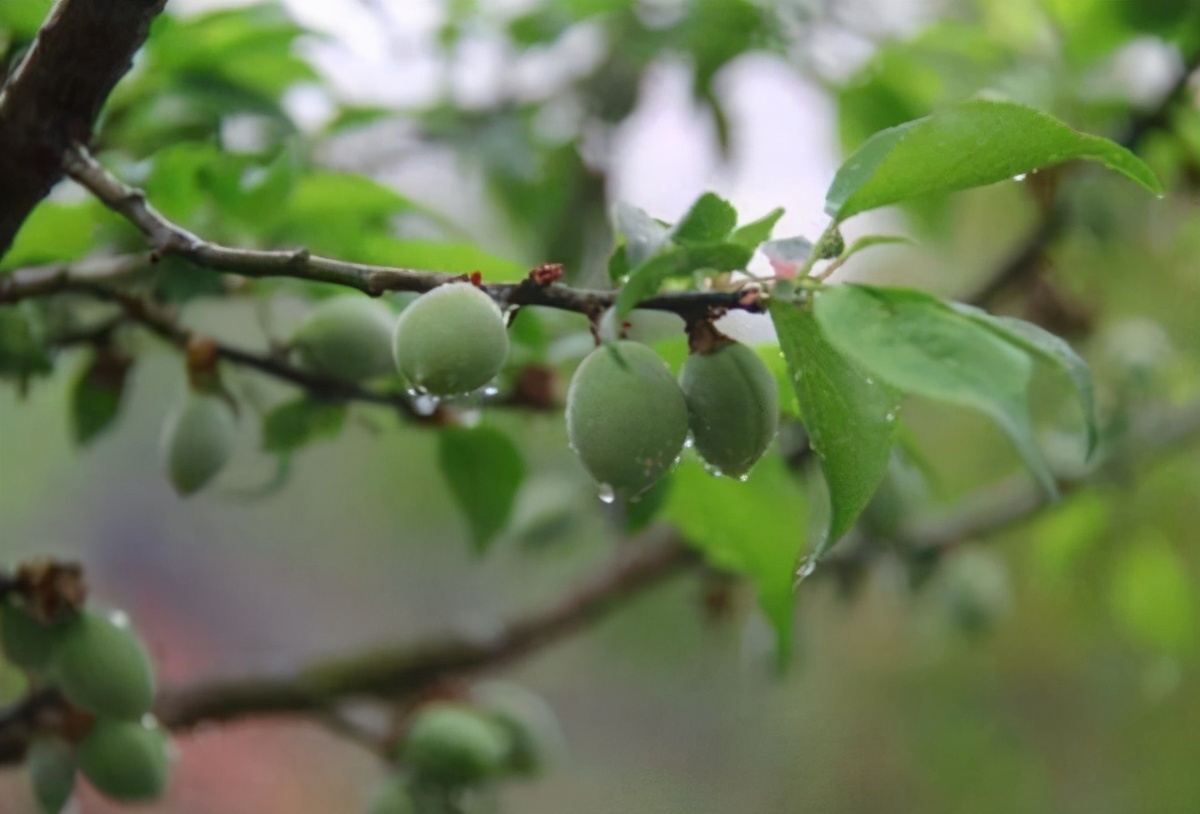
[954, 304, 1097, 457]
[613, 202, 669, 270]
[438, 424, 526, 554]
[732, 207, 785, 249]
[262, 398, 346, 454]
[769, 301, 901, 558]
[670, 192, 737, 246]
[665, 456, 807, 667]
[70, 351, 132, 446]
[614, 242, 752, 318]
[814, 285, 1057, 497]
[825, 98, 1162, 222]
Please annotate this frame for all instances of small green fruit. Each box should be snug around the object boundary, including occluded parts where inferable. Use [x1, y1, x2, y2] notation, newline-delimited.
[680, 343, 778, 477]
[27, 738, 76, 814]
[402, 702, 510, 787]
[161, 392, 237, 496]
[474, 682, 563, 777]
[392, 283, 509, 395]
[566, 341, 688, 497]
[1, 603, 61, 672]
[77, 718, 169, 803]
[292, 296, 396, 382]
[50, 610, 156, 720]
[367, 776, 416, 814]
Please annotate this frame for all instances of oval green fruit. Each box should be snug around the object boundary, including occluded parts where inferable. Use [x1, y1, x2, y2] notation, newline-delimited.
[1, 603, 61, 672]
[392, 283, 509, 395]
[27, 738, 76, 814]
[77, 718, 169, 803]
[367, 775, 416, 814]
[402, 702, 510, 787]
[50, 610, 156, 720]
[160, 392, 237, 496]
[292, 296, 396, 382]
[680, 342, 778, 478]
[473, 681, 563, 777]
[566, 341, 688, 497]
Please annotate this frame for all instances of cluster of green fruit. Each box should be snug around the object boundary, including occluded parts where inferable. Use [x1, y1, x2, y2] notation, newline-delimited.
[159, 281, 779, 498]
[1, 600, 169, 811]
[368, 683, 562, 814]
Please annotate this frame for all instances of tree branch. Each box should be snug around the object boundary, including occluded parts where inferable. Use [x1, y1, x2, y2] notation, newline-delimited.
[59, 145, 757, 323]
[0, 0, 167, 257]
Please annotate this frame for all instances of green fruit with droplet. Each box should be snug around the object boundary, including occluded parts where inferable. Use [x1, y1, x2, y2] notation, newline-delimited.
[292, 296, 396, 382]
[368, 776, 416, 814]
[50, 611, 155, 720]
[680, 343, 778, 477]
[77, 718, 169, 803]
[474, 682, 563, 776]
[1, 603, 61, 672]
[27, 738, 76, 814]
[401, 702, 510, 787]
[160, 392, 237, 496]
[392, 283, 509, 395]
[566, 341, 688, 497]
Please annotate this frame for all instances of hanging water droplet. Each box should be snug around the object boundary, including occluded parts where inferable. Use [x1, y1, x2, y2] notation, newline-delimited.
[409, 390, 440, 416]
[1012, 173, 1028, 182]
[482, 385, 500, 398]
[793, 556, 817, 586]
[597, 483, 616, 504]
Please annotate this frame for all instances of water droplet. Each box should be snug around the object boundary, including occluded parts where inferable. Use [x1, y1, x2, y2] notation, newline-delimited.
[458, 409, 482, 427]
[597, 483, 616, 504]
[702, 462, 726, 478]
[482, 386, 500, 397]
[884, 410, 896, 422]
[737, 472, 751, 483]
[793, 556, 817, 587]
[1012, 173, 1027, 182]
[108, 610, 130, 628]
[683, 435, 695, 449]
[408, 391, 440, 416]
[864, 377, 875, 385]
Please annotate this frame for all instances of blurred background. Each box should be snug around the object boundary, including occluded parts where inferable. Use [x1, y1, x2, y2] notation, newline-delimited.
[2, 0, 1199, 812]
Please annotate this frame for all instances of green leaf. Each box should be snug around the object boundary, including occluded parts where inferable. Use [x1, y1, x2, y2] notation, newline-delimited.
[825, 98, 1162, 222]
[665, 456, 807, 667]
[0, 304, 53, 388]
[1, 202, 97, 269]
[357, 237, 527, 281]
[954, 304, 1097, 457]
[837, 234, 915, 264]
[70, 351, 132, 447]
[438, 424, 526, 554]
[770, 301, 901, 558]
[814, 285, 1056, 497]
[731, 207, 785, 249]
[1109, 536, 1196, 654]
[262, 398, 346, 454]
[612, 203, 669, 270]
[670, 193, 737, 247]
[614, 242, 752, 318]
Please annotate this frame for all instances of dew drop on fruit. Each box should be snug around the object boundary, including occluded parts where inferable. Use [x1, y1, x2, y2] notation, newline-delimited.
[596, 483, 616, 504]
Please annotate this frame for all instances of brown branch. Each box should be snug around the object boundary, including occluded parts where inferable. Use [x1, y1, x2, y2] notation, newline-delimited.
[0, 0, 168, 257]
[60, 145, 756, 324]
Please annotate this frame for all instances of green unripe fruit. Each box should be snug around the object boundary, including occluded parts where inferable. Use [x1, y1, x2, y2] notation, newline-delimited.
[77, 718, 169, 803]
[160, 392, 237, 496]
[474, 682, 563, 777]
[402, 702, 510, 787]
[367, 776, 416, 814]
[1, 603, 61, 672]
[292, 296, 396, 382]
[27, 738, 76, 814]
[566, 341, 688, 497]
[680, 343, 778, 478]
[50, 611, 156, 720]
[392, 283, 509, 395]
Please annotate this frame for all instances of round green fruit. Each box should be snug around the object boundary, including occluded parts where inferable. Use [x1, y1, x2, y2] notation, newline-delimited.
[160, 392, 237, 496]
[473, 682, 563, 777]
[392, 283, 509, 395]
[679, 342, 778, 478]
[402, 702, 510, 787]
[367, 776, 416, 814]
[27, 738, 76, 814]
[77, 718, 169, 803]
[50, 610, 156, 720]
[292, 296, 396, 382]
[1, 603, 61, 672]
[566, 341, 688, 497]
